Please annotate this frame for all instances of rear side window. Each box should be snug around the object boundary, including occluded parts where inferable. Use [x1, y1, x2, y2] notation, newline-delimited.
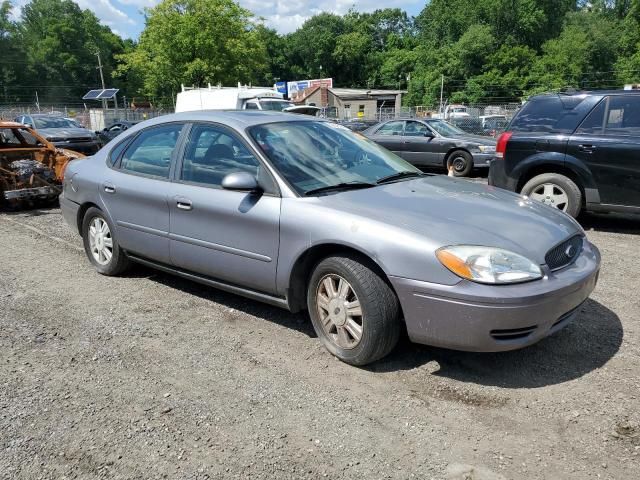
[376, 121, 404, 136]
[119, 124, 183, 178]
[604, 96, 640, 136]
[510, 96, 589, 133]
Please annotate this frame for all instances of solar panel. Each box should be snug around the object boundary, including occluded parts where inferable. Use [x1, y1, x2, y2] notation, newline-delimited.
[97, 89, 119, 99]
[82, 89, 103, 100]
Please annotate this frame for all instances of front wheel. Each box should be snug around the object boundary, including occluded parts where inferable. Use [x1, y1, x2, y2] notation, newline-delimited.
[307, 255, 401, 366]
[82, 207, 131, 275]
[446, 150, 473, 177]
[521, 173, 582, 218]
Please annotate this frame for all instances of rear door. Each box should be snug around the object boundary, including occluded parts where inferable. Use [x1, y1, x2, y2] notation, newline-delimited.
[168, 123, 281, 294]
[401, 120, 441, 166]
[101, 123, 185, 264]
[366, 121, 406, 157]
[568, 95, 640, 207]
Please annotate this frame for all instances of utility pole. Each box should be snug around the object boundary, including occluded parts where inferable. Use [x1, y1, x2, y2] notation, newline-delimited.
[96, 52, 107, 112]
[439, 74, 444, 115]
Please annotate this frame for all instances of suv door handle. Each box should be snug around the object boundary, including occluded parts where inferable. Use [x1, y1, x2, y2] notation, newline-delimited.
[103, 182, 116, 193]
[175, 198, 192, 211]
[579, 144, 596, 153]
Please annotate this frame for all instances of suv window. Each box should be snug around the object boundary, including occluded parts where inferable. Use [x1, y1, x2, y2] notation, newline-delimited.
[605, 96, 640, 136]
[120, 124, 183, 178]
[510, 95, 589, 133]
[180, 124, 261, 188]
[376, 121, 404, 136]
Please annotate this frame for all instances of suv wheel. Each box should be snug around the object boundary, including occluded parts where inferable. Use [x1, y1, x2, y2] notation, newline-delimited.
[82, 207, 131, 275]
[521, 173, 582, 217]
[307, 255, 401, 366]
[446, 150, 473, 177]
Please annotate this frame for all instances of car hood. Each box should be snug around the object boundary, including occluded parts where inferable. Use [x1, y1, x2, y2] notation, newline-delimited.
[38, 127, 95, 139]
[315, 176, 581, 264]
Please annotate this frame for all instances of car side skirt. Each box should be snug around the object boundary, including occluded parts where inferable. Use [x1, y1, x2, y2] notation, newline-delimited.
[126, 254, 291, 310]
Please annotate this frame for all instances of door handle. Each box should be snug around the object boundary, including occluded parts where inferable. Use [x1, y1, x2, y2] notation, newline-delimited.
[176, 199, 192, 211]
[579, 144, 596, 153]
[103, 182, 116, 193]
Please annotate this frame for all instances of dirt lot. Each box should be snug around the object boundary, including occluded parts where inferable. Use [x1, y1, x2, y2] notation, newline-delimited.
[1, 205, 639, 480]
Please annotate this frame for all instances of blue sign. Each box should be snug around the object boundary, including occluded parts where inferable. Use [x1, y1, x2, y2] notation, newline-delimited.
[275, 82, 287, 95]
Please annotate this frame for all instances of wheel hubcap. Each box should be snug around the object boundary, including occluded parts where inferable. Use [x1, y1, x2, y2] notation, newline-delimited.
[88, 217, 113, 265]
[452, 157, 466, 172]
[529, 183, 569, 212]
[316, 274, 363, 349]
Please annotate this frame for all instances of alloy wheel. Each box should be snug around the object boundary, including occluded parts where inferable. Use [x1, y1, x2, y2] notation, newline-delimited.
[529, 183, 569, 211]
[316, 274, 363, 349]
[88, 217, 113, 265]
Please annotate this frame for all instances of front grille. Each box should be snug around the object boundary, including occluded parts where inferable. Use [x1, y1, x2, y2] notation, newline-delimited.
[545, 235, 583, 271]
[72, 137, 93, 143]
[490, 325, 537, 341]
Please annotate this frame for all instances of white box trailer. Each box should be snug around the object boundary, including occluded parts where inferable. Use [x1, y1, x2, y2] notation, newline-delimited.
[175, 84, 319, 115]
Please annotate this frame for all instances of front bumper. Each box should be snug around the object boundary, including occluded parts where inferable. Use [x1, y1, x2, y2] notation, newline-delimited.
[390, 240, 601, 352]
[52, 141, 100, 155]
[471, 153, 495, 168]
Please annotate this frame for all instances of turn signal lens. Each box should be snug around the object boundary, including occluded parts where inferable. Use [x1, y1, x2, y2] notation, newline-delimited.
[436, 245, 542, 284]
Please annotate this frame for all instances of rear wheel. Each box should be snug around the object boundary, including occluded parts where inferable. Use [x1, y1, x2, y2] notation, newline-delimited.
[307, 255, 401, 366]
[521, 173, 582, 217]
[81, 207, 130, 276]
[446, 150, 473, 177]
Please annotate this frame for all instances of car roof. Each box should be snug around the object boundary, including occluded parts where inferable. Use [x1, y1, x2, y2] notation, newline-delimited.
[530, 90, 640, 100]
[140, 110, 327, 129]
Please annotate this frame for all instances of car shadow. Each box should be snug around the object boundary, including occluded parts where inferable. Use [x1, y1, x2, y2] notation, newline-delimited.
[1, 204, 60, 216]
[580, 212, 640, 234]
[370, 298, 623, 388]
[134, 265, 317, 339]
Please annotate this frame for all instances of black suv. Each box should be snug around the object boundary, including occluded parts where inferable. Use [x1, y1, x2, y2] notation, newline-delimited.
[489, 90, 640, 217]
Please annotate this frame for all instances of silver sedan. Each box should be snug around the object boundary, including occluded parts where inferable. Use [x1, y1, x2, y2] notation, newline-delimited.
[60, 111, 600, 366]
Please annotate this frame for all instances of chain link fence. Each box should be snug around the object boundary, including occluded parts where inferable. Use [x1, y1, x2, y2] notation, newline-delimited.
[0, 105, 169, 131]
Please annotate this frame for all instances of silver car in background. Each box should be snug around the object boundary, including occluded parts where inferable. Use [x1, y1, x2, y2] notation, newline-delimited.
[60, 111, 600, 366]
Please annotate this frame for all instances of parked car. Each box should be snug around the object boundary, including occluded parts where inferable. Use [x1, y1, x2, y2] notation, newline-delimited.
[489, 90, 640, 217]
[364, 118, 496, 176]
[97, 121, 139, 145]
[60, 111, 600, 366]
[337, 119, 379, 132]
[15, 114, 101, 154]
[448, 116, 486, 135]
[479, 115, 508, 137]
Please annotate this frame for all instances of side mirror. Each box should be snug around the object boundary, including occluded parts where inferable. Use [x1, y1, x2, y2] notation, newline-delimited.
[424, 131, 434, 138]
[221, 172, 261, 192]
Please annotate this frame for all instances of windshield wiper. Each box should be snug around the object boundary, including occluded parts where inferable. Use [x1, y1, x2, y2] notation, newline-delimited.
[376, 171, 425, 184]
[304, 181, 375, 196]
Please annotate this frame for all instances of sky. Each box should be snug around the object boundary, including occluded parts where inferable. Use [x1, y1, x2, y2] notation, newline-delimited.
[11, 0, 425, 39]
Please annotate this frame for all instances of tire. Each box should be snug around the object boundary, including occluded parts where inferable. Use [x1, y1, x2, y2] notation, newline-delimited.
[521, 173, 582, 218]
[81, 207, 131, 276]
[446, 150, 473, 177]
[307, 254, 401, 366]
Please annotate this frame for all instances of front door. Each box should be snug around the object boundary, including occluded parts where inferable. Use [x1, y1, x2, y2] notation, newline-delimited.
[367, 120, 407, 157]
[101, 123, 185, 264]
[401, 120, 442, 166]
[168, 123, 281, 294]
[568, 95, 640, 208]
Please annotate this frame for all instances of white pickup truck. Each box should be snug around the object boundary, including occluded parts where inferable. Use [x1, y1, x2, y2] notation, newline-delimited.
[175, 84, 319, 115]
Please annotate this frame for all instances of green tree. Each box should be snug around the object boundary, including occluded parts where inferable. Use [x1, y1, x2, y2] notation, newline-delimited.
[116, 0, 268, 102]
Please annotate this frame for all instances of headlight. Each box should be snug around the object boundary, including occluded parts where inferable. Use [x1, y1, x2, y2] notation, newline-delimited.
[477, 145, 496, 153]
[436, 246, 542, 284]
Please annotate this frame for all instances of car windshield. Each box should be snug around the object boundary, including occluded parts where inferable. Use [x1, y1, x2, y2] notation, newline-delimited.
[33, 117, 79, 129]
[427, 119, 466, 136]
[249, 121, 421, 195]
[260, 100, 295, 111]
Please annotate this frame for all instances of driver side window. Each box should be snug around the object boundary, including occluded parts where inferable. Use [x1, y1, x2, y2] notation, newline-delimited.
[404, 121, 429, 137]
[120, 124, 184, 179]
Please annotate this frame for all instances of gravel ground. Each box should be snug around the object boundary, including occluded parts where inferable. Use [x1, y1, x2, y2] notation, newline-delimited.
[1, 202, 639, 480]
